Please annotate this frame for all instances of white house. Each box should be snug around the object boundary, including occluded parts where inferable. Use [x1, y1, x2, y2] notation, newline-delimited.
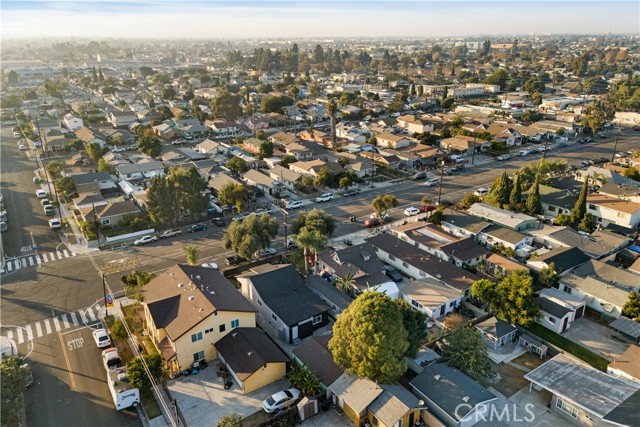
[535, 287, 586, 334]
[586, 193, 640, 231]
[375, 132, 412, 149]
[63, 113, 84, 131]
[398, 278, 464, 318]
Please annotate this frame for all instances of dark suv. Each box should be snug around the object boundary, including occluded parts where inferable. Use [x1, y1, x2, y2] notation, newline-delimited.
[225, 254, 245, 265]
[188, 223, 208, 233]
[384, 266, 403, 282]
[344, 188, 361, 197]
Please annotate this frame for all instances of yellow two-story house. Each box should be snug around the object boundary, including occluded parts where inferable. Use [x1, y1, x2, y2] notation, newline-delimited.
[141, 264, 257, 376]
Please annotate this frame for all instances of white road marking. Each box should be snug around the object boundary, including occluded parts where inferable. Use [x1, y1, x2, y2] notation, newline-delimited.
[44, 319, 52, 334]
[61, 314, 70, 329]
[70, 312, 79, 326]
[16, 328, 24, 344]
[35, 322, 43, 337]
[53, 317, 61, 331]
[25, 324, 33, 341]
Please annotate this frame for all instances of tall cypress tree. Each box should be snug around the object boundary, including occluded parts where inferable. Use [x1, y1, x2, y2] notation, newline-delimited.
[526, 173, 542, 215]
[509, 173, 522, 209]
[570, 178, 589, 226]
[491, 171, 512, 208]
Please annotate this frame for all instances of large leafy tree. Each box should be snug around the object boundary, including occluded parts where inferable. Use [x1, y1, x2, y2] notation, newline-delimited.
[223, 214, 279, 260]
[146, 175, 181, 228]
[327, 99, 337, 148]
[540, 262, 559, 287]
[218, 182, 248, 213]
[509, 172, 522, 209]
[371, 194, 398, 218]
[394, 299, 428, 358]
[517, 159, 567, 189]
[290, 209, 336, 237]
[136, 135, 162, 157]
[225, 156, 249, 175]
[441, 327, 492, 379]
[477, 270, 540, 327]
[622, 291, 640, 321]
[295, 226, 327, 274]
[488, 171, 512, 208]
[146, 167, 208, 227]
[210, 89, 242, 120]
[217, 414, 243, 427]
[329, 292, 408, 383]
[1, 356, 31, 427]
[471, 278, 497, 309]
[173, 167, 208, 219]
[55, 176, 77, 201]
[86, 142, 104, 162]
[126, 353, 165, 390]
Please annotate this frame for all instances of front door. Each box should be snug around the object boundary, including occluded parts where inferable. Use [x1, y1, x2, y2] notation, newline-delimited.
[562, 317, 569, 333]
[409, 411, 415, 426]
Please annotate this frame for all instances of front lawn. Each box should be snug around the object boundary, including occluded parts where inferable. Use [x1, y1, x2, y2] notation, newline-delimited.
[525, 323, 610, 371]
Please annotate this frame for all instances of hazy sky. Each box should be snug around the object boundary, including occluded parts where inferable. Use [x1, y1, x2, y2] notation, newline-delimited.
[1, 1, 638, 39]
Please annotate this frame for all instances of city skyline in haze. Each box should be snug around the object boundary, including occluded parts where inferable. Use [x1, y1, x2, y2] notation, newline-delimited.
[1, 1, 638, 40]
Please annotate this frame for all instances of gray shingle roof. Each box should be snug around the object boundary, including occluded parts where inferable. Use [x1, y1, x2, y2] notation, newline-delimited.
[534, 246, 590, 273]
[475, 317, 516, 339]
[537, 296, 571, 319]
[441, 208, 491, 234]
[292, 335, 343, 386]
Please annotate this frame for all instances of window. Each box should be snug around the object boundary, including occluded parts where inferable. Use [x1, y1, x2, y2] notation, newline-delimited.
[193, 351, 204, 362]
[231, 319, 239, 328]
[548, 206, 556, 212]
[191, 332, 202, 342]
[258, 299, 262, 306]
[556, 398, 578, 418]
[588, 204, 595, 210]
[312, 315, 323, 325]
[100, 219, 110, 225]
[419, 271, 426, 277]
[204, 328, 213, 334]
[549, 317, 556, 324]
[449, 301, 455, 307]
[271, 314, 277, 322]
[219, 324, 226, 333]
[402, 261, 409, 268]
[563, 286, 572, 294]
[617, 211, 627, 218]
[389, 254, 396, 261]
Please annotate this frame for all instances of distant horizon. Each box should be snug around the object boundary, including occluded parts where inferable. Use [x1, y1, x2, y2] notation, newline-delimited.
[1, 1, 638, 40]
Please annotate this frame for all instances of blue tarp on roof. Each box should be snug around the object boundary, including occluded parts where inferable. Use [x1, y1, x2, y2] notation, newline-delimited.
[628, 245, 640, 254]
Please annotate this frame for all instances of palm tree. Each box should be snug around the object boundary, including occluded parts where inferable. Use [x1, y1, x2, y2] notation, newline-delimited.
[295, 227, 327, 275]
[327, 100, 337, 149]
[334, 271, 356, 295]
[421, 195, 433, 210]
[184, 246, 200, 266]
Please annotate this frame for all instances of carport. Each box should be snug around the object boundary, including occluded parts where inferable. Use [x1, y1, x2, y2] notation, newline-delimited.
[610, 316, 640, 344]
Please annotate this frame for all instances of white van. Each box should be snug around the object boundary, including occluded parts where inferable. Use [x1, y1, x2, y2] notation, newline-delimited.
[519, 149, 531, 156]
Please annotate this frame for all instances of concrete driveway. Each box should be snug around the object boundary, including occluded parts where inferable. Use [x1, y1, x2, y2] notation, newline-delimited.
[563, 318, 630, 360]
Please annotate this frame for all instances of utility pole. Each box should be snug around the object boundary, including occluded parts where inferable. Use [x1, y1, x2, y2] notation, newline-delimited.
[610, 129, 621, 163]
[100, 258, 138, 317]
[471, 129, 477, 165]
[437, 160, 446, 205]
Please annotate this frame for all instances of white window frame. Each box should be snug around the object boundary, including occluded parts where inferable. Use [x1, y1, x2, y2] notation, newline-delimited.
[312, 315, 322, 325]
[556, 398, 578, 419]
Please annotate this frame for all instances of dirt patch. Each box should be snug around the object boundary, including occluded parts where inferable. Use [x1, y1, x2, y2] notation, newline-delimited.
[511, 352, 549, 370]
[479, 361, 529, 397]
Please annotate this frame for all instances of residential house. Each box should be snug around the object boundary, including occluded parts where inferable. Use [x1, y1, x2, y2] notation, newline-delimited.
[468, 203, 537, 232]
[439, 135, 489, 156]
[305, 275, 352, 318]
[214, 327, 289, 394]
[243, 169, 281, 195]
[208, 174, 244, 195]
[527, 226, 631, 260]
[285, 143, 315, 161]
[292, 335, 343, 393]
[316, 242, 397, 297]
[607, 345, 640, 383]
[575, 166, 639, 187]
[475, 317, 517, 349]
[75, 127, 106, 148]
[115, 161, 165, 180]
[179, 123, 207, 140]
[484, 253, 528, 277]
[268, 165, 302, 191]
[522, 185, 577, 219]
[70, 171, 116, 195]
[268, 131, 298, 146]
[586, 193, 640, 232]
[524, 354, 640, 427]
[536, 288, 586, 334]
[153, 123, 178, 141]
[136, 109, 163, 122]
[410, 363, 497, 427]
[440, 208, 491, 239]
[108, 110, 137, 128]
[196, 139, 222, 156]
[368, 233, 481, 299]
[141, 265, 257, 375]
[375, 132, 412, 149]
[289, 159, 343, 177]
[526, 246, 590, 274]
[72, 192, 108, 210]
[63, 113, 83, 131]
[206, 119, 238, 138]
[242, 138, 267, 155]
[397, 114, 435, 134]
[476, 225, 532, 253]
[237, 264, 330, 344]
[399, 278, 465, 318]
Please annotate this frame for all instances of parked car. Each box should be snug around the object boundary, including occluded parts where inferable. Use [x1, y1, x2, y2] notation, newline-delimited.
[424, 178, 440, 187]
[473, 188, 489, 197]
[48, 218, 61, 229]
[286, 200, 304, 209]
[1, 221, 8, 233]
[92, 329, 111, 348]
[412, 172, 427, 180]
[258, 247, 277, 257]
[443, 168, 455, 175]
[43, 205, 55, 216]
[315, 193, 334, 203]
[364, 217, 382, 228]
[232, 213, 248, 222]
[13, 131, 20, 138]
[518, 149, 532, 156]
[496, 154, 511, 161]
[615, 152, 627, 158]
[404, 207, 420, 216]
[18, 144, 27, 150]
[255, 207, 272, 216]
[35, 189, 47, 199]
[201, 262, 219, 269]
[262, 388, 301, 414]
[159, 229, 182, 239]
[384, 266, 403, 282]
[343, 188, 361, 197]
[225, 254, 245, 266]
[286, 239, 298, 250]
[188, 223, 208, 233]
[211, 217, 225, 227]
[40, 198, 50, 206]
[420, 205, 437, 213]
[134, 235, 158, 246]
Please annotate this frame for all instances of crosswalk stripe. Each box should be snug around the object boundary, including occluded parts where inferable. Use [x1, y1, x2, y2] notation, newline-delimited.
[43, 253, 51, 262]
[44, 319, 52, 334]
[53, 317, 61, 332]
[36, 255, 42, 265]
[6, 262, 13, 272]
[84, 308, 96, 323]
[25, 324, 33, 341]
[70, 312, 79, 326]
[28, 256, 35, 267]
[62, 250, 70, 258]
[71, 252, 76, 256]
[35, 322, 43, 338]
[56, 251, 63, 260]
[61, 314, 70, 329]
[16, 328, 24, 344]
[6, 330, 13, 341]
[78, 311, 88, 324]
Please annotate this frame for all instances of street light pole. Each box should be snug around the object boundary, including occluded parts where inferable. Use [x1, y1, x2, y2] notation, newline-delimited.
[471, 129, 477, 165]
[611, 129, 621, 163]
[437, 160, 446, 205]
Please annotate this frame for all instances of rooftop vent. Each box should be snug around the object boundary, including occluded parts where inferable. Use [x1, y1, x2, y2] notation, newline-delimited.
[195, 275, 201, 280]
[462, 396, 470, 403]
[436, 274, 441, 279]
[247, 351, 253, 357]
[434, 374, 441, 380]
[209, 291, 216, 295]
[178, 283, 184, 288]
[188, 296, 195, 301]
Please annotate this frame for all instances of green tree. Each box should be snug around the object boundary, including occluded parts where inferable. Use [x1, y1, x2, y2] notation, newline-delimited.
[55, 176, 77, 200]
[136, 135, 162, 157]
[260, 94, 294, 114]
[217, 414, 244, 427]
[488, 171, 512, 208]
[493, 270, 540, 327]
[440, 327, 492, 380]
[578, 212, 597, 233]
[46, 160, 65, 180]
[339, 176, 351, 188]
[162, 87, 176, 100]
[570, 178, 589, 226]
[258, 140, 274, 159]
[525, 172, 542, 215]
[146, 175, 181, 228]
[210, 89, 242, 120]
[622, 291, 640, 321]
[290, 208, 337, 237]
[313, 166, 334, 188]
[218, 182, 248, 213]
[394, 299, 428, 358]
[327, 100, 338, 148]
[226, 156, 249, 175]
[122, 270, 156, 302]
[279, 154, 297, 168]
[295, 226, 327, 275]
[287, 365, 321, 397]
[471, 279, 497, 309]
[184, 246, 200, 266]
[98, 159, 115, 174]
[334, 270, 356, 295]
[371, 194, 398, 218]
[223, 214, 279, 260]
[110, 318, 130, 340]
[329, 292, 408, 383]
[85, 142, 104, 162]
[540, 262, 560, 287]
[146, 168, 208, 227]
[459, 193, 480, 209]
[553, 213, 573, 227]
[623, 167, 640, 182]
[126, 353, 165, 390]
[429, 209, 444, 225]
[1, 356, 32, 427]
[484, 68, 510, 88]
[509, 173, 523, 209]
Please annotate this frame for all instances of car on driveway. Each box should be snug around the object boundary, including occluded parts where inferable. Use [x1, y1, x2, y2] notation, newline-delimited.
[404, 207, 420, 216]
[48, 218, 61, 229]
[159, 229, 182, 239]
[474, 188, 488, 197]
[315, 193, 334, 203]
[343, 188, 361, 197]
[424, 177, 440, 187]
[420, 205, 436, 213]
[262, 388, 301, 414]
[18, 143, 27, 150]
[188, 223, 208, 233]
[35, 189, 47, 199]
[258, 247, 277, 257]
[496, 154, 510, 161]
[211, 217, 225, 227]
[225, 254, 245, 266]
[286, 200, 304, 209]
[384, 266, 403, 282]
[92, 329, 111, 348]
[134, 235, 158, 246]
